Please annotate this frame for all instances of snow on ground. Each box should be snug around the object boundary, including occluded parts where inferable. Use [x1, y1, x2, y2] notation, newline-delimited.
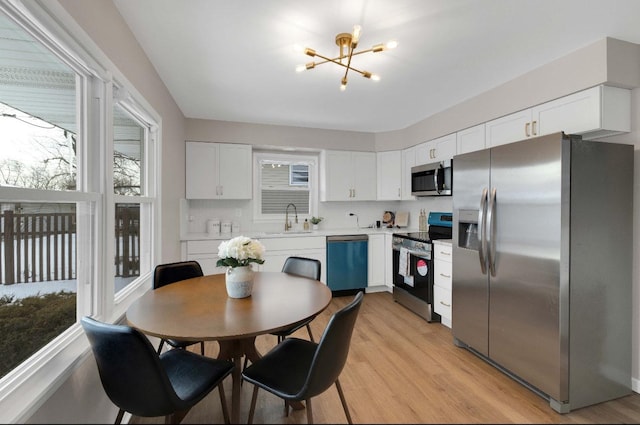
[0, 277, 134, 300]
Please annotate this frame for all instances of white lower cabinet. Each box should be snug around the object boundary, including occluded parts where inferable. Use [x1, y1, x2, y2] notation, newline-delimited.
[367, 234, 386, 289]
[433, 240, 452, 328]
[259, 237, 326, 281]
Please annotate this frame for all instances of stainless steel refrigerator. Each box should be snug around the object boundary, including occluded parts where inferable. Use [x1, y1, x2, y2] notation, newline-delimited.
[452, 132, 632, 413]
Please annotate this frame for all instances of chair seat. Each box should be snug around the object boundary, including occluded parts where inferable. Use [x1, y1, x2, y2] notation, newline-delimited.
[161, 349, 234, 405]
[165, 338, 197, 349]
[242, 337, 317, 400]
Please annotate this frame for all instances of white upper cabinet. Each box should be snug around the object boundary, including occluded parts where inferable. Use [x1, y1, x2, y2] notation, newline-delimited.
[415, 133, 456, 165]
[376, 150, 402, 200]
[456, 123, 486, 155]
[401, 146, 417, 200]
[486, 85, 631, 148]
[185, 142, 252, 199]
[321, 150, 377, 201]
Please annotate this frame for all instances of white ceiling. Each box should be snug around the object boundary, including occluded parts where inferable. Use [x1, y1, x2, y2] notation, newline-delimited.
[113, 0, 640, 133]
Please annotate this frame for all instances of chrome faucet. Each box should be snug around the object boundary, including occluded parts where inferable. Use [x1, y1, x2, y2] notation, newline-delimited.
[285, 203, 298, 231]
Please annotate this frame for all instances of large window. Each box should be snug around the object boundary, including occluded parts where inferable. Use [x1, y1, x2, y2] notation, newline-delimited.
[0, 2, 159, 414]
[253, 152, 318, 222]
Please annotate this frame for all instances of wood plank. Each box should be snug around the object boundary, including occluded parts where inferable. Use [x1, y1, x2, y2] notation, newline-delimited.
[130, 292, 640, 424]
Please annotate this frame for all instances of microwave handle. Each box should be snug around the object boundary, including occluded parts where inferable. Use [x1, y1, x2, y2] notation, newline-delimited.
[433, 171, 440, 194]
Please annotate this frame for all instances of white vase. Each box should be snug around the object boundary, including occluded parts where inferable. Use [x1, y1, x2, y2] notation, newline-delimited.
[225, 265, 254, 298]
[312, 224, 319, 230]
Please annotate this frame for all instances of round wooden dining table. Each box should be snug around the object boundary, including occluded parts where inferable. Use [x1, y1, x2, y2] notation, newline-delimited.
[126, 271, 332, 423]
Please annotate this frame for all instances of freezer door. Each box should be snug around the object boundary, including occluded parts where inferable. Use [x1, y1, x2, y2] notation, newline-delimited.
[488, 134, 564, 400]
[452, 148, 490, 356]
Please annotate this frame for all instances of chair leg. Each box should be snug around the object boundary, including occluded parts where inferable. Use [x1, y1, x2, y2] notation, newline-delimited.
[200, 341, 205, 355]
[306, 398, 313, 424]
[306, 324, 315, 342]
[335, 379, 353, 424]
[157, 339, 165, 354]
[248, 385, 259, 425]
[114, 408, 125, 424]
[167, 408, 189, 424]
[218, 382, 230, 424]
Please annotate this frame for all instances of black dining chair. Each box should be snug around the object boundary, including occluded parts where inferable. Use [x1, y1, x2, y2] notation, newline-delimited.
[242, 291, 363, 424]
[81, 316, 234, 424]
[153, 260, 206, 355]
[242, 256, 322, 374]
[273, 256, 322, 343]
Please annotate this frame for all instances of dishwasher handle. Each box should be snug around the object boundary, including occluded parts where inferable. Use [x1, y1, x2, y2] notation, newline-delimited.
[326, 235, 369, 242]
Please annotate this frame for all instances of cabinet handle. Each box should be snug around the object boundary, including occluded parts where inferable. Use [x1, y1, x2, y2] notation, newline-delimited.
[439, 273, 451, 278]
[532, 120, 538, 135]
[439, 301, 451, 307]
[398, 188, 401, 197]
[525, 122, 531, 137]
[219, 185, 223, 196]
[352, 188, 355, 198]
[439, 251, 451, 256]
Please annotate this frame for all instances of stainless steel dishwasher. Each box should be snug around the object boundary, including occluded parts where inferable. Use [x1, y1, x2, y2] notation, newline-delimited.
[326, 234, 368, 295]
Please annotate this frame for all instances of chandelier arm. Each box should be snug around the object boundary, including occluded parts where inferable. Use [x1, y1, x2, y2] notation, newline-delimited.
[312, 52, 369, 76]
[342, 46, 355, 82]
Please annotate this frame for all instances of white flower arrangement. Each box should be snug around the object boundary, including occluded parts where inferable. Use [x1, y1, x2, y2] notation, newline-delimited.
[216, 236, 266, 268]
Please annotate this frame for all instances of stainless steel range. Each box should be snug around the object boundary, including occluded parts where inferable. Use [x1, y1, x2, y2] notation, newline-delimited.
[392, 212, 452, 322]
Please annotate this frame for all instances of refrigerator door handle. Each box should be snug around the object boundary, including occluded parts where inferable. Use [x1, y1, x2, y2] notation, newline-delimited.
[478, 188, 488, 275]
[487, 187, 497, 277]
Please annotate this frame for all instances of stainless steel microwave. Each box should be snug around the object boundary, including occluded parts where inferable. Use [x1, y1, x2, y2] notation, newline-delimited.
[411, 159, 452, 196]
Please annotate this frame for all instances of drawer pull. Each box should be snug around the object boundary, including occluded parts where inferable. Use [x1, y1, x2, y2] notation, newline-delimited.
[440, 251, 451, 255]
[439, 273, 451, 278]
[439, 301, 451, 307]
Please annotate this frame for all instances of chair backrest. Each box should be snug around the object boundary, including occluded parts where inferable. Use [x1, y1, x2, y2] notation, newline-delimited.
[281, 256, 321, 281]
[299, 291, 363, 399]
[153, 260, 203, 289]
[81, 317, 182, 417]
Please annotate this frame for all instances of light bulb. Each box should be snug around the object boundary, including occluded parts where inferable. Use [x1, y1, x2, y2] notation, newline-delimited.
[351, 24, 361, 47]
[386, 40, 398, 49]
[295, 64, 306, 73]
[340, 84, 347, 92]
[371, 74, 380, 81]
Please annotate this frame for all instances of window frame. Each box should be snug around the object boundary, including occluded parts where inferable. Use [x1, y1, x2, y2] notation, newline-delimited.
[252, 151, 318, 223]
[0, 2, 161, 422]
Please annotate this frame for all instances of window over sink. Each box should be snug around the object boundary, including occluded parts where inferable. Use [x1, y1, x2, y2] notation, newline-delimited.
[253, 152, 318, 222]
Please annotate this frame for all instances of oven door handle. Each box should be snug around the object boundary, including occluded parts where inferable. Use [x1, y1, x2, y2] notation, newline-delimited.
[396, 248, 430, 260]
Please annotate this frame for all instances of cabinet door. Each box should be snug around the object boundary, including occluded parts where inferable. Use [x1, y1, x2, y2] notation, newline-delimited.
[218, 143, 252, 199]
[323, 151, 353, 201]
[401, 146, 416, 200]
[186, 142, 219, 199]
[352, 152, 377, 200]
[431, 133, 456, 161]
[376, 151, 401, 200]
[367, 234, 385, 287]
[457, 123, 486, 155]
[415, 141, 432, 165]
[415, 133, 456, 164]
[486, 109, 532, 147]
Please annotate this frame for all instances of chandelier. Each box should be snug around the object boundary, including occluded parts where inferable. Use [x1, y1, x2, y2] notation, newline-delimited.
[296, 25, 397, 91]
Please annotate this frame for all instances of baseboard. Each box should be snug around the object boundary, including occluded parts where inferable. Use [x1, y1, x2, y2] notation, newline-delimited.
[632, 377, 640, 394]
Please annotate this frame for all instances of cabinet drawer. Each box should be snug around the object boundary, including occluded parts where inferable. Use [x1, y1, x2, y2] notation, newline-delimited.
[434, 286, 451, 327]
[434, 259, 452, 290]
[433, 243, 452, 261]
[187, 240, 220, 255]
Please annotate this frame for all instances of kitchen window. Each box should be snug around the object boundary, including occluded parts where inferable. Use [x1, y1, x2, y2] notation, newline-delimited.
[253, 152, 318, 222]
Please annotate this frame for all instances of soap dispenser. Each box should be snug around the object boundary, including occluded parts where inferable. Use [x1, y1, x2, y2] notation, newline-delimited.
[303, 218, 310, 231]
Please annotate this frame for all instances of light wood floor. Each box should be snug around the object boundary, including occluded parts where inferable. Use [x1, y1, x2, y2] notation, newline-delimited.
[131, 292, 640, 424]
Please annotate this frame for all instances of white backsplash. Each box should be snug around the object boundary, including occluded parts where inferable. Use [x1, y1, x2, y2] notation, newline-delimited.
[181, 197, 453, 237]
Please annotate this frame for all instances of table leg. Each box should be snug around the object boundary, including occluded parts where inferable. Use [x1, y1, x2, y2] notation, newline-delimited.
[217, 337, 261, 423]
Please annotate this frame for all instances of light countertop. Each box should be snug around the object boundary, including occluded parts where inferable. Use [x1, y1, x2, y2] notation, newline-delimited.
[181, 226, 416, 242]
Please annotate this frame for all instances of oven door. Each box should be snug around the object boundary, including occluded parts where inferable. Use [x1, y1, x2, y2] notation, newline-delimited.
[392, 246, 432, 302]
